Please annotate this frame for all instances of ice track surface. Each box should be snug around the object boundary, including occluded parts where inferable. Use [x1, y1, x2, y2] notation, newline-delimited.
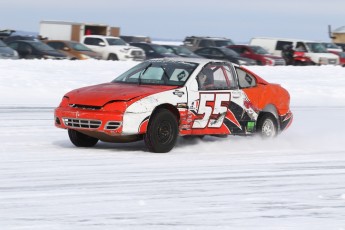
[1, 106, 345, 230]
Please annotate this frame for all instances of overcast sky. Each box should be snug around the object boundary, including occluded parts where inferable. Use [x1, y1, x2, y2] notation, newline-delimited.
[1, 0, 344, 42]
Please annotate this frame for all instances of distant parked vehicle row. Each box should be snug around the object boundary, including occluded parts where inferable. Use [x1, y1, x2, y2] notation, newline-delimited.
[44, 40, 102, 60]
[250, 37, 339, 65]
[6, 40, 67, 60]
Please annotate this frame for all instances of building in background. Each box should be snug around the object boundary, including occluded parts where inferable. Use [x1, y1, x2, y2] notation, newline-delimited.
[39, 20, 120, 42]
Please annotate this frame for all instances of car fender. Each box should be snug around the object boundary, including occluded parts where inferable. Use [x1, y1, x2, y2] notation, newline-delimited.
[122, 87, 187, 135]
[261, 104, 278, 119]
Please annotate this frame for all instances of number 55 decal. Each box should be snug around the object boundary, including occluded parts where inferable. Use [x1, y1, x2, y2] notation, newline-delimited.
[192, 93, 230, 128]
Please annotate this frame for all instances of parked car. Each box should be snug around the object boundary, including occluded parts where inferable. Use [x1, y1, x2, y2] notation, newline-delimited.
[194, 47, 256, 65]
[81, 35, 145, 61]
[162, 44, 203, 58]
[6, 40, 67, 59]
[0, 39, 18, 59]
[45, 40, 102, 60]
[228, 45, 285, 65]
[321, 42, 345, 67]
[120, 35, 151, 43]
[183, 36, 235, 51]
[54, 57, 293, 153]
[130, 42, 178, 59]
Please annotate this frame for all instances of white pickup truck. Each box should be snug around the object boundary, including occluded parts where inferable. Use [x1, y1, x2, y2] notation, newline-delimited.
[81, 35, 146, 61]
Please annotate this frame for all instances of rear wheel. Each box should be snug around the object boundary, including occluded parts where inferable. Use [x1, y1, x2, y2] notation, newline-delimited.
[144, 109, 178, 153]
[256, 114, 278, 138]
[68, 129, 99, 147]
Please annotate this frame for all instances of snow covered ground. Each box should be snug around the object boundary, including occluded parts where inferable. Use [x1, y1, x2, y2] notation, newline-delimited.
[1, 60, 345, 229]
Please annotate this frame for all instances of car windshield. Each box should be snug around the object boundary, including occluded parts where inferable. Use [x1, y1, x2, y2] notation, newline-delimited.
[221, 47, 240, 56]
[30, 42, 56, 51]
[112, 60, 198, 86]
[251, 46, 269, 54]
[173, 46, 194, 55]
[323, 43, 341, 49]
[305, 42, 328, 53]
[214, 39, 235, 47]
[70, 42, 92, 51]
[106, 38, 128, 46]
[151, 45, 171, 54]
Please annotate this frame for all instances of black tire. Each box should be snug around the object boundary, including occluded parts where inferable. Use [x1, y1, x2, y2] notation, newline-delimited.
[256, 113, 278, 138]
[108, 53, 118, 61]
[144, 109, 178, 153]
[68, 129, 99, 147]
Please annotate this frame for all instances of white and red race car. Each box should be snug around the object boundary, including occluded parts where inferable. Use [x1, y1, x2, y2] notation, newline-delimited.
[55, 58, 293, 152]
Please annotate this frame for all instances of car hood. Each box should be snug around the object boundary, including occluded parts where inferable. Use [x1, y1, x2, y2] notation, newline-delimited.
[109, 45, 143, 51]
[66, 82, 178, 106]
[44, 50, 66, 57]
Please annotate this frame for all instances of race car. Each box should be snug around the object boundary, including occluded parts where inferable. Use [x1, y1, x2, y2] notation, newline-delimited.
[54, 58, 293, 153]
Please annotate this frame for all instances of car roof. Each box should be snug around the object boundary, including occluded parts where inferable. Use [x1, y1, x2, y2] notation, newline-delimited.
[8, 40, 42, 44]
[148, 57, 233, 66]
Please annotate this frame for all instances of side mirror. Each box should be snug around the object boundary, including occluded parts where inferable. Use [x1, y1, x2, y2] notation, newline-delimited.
[63, 46, 70, 51]
[98, 42, 106, 47]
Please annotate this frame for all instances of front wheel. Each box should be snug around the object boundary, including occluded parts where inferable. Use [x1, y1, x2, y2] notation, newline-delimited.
[107, 53, 118, 61]
[144, 109, 178, 153]
[256, 114, 278, 138]
[68, 129, 99, 147]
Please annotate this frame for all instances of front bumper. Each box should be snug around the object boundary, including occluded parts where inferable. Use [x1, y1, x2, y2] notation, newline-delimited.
[54, 106, 124, 136]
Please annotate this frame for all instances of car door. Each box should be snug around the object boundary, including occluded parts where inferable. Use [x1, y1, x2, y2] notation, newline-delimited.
[187, 62, 246, 136]
[17, 42, 36, 59]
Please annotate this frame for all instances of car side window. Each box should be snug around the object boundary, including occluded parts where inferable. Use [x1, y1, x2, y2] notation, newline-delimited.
[141, 45, 152, 53]
[8, 42, 18, 50]
[197, 64, 236, 90]
[196, 48, 210, 55]
[211, 49, 223, 57]
[199, 40, 213, 47]
[84, 38, 103, 46]
[19, 43, 32, 54]
[236, 67, 256, 88]
[47, 42, 64, 50]
[231, 47, 242, 53]
[276, 41, 293, 51]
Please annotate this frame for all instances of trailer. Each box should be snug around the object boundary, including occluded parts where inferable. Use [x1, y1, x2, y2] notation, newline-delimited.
[39, 20, 120, 42]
